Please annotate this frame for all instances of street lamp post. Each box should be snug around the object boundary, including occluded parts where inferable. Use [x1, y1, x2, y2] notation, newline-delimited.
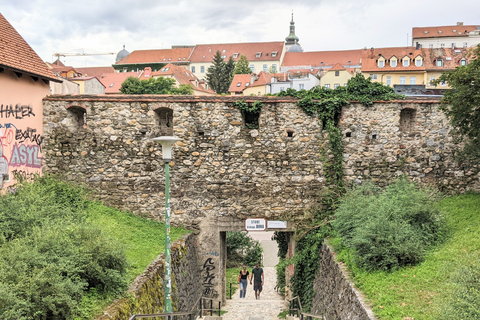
[152, 136, 181, 315]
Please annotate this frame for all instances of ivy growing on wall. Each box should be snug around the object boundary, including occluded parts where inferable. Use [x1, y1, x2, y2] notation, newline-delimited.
[275, 74, 404, 311]
[233, 100, 263, 129]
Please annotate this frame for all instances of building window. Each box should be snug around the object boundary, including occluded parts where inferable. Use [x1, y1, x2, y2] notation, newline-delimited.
[386, 76, 391, 86]
[335, 70, 340, 76]
[429, 77, 436, 85]
[272, 51, 278, 57]
[256, 52, 262, 58]
[451, 43, 456, 48]
[461, 59, 467, 66]
[369, 74, 378, 80]
[66, 106, 87, 130]
[271, 64, 277, 72]
[233, 53, 239, 58]
[391, 60, 397, 67]
[440, 43, 445, 48]
[201, 66, 205, 73]
[415, 58, 422, 66]
[334, 83, 340, 89]
[299, 84, 305, 90]
[463, 42, 468, 48]
[410, 76, 416, 85]
[400, 108, 416, 133]
[429, 44, 434, 48]
[250, 64, 255, 72]
[403, 59, 410, 67]
[378, 60, 385, 67]
[400, 76, 406, 84]
[154, 107, 174, 135]
[191, 66, 196, 73]
[440, 81, 447, 87]
[280, 87, 285, 91]
[236, 82, 241, 87]
[324, 84, 330, 89]
[263, 64, 268, 72]
[437, 60, 443, 67]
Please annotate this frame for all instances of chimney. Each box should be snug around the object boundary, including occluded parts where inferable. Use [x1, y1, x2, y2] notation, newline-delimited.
[144, 67, 152, 77]
[457, 22, 464, 26]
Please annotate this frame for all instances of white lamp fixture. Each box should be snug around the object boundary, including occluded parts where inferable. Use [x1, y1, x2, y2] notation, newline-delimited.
[152, 136, 182, 162]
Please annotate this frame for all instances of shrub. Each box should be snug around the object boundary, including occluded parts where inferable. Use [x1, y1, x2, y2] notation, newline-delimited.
[333, 179, 445, 271]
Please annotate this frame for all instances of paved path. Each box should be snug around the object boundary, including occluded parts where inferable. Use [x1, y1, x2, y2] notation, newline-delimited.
[222, 232, 287, 320]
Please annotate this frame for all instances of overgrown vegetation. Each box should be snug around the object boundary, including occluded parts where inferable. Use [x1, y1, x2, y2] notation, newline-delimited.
[274, 74, 404, 311]
[120, 76, 193, 95]
[226, 231, 263, 268]
[233, 100, 263, 129]
[433, 44, 480, 161]
[331, 193, 480, 319]
[333, 179, 445, 271]
[0, 176, 188, 319]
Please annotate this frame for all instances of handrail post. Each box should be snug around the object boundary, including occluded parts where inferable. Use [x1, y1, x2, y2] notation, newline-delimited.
[230, 282, 232, 299]
[210, 300, 213, 316]
[218, 301, 221, 316]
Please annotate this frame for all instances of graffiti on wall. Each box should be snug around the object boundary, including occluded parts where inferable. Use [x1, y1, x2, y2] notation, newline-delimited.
[1, 104, 42, 188]
[202, 257, 219, 298]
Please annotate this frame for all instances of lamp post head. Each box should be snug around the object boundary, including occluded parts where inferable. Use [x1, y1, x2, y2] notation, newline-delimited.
[152, 136, 182, 162]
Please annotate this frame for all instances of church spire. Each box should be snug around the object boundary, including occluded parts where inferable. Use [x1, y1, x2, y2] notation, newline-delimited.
[285, 13, 300, 46]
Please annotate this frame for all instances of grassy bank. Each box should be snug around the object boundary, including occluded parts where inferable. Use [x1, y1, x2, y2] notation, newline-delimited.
[332, 193, 480, 319]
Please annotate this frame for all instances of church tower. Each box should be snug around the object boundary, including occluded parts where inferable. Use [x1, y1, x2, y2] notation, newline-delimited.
[285, 13, 303, 52]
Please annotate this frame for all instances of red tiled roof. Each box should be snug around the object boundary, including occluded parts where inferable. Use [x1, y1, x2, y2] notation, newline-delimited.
[361, 46, 472, 72]
[190, 42, 284, 63]
[75, 66, 115, 78]
[329, 63, 346, 71]
[412, 25, 479, 39]
[116, 48, 193, 65]
[151, 64, 215, 94]
[99, 71, 140, 94]
[229, 74, 252, 93]
[282, 49, 362, 68]
[250, 71, 274, 87]
[0, 13, 58, 82]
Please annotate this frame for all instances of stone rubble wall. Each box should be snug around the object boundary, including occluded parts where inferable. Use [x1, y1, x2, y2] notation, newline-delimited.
[97, 234, 202, 319]
[310, 243, 376, 320]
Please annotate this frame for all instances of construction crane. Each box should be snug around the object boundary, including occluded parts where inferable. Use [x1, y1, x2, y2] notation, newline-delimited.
[52, 49, 116, 59]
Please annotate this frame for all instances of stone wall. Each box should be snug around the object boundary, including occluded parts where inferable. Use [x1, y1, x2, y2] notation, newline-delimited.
[310, 243, 375, 320]
[97, 234, 202, 319]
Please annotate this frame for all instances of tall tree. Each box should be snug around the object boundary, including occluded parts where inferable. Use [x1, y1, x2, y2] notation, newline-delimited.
[206, 51, 235, 94]
[233, 54, 252, 75]
[434, 44, 480, 159]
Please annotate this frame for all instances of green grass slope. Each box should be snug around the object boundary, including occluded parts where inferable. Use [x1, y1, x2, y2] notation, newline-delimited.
[334, 193, 480, 319]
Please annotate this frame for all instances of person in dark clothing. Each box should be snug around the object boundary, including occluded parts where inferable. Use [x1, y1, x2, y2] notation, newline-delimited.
[238, 265, 249, 299]
[250, 262, 264, 300]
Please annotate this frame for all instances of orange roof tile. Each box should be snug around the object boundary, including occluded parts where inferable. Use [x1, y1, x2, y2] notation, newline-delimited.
[0, 13, 58, 82]
[329, 63, 346, 71]
[361, 46, 472, 72]
[115, 48, 193, 65]
[99, 71, 140, 94]
[282, 49, 362, 68]
[229, 74, 252, 93]
[412, 24, 479, 39]
[151, 64, 215, 94]
[190, 42, 284, 63]
[75, 66, 115, 78]
[250, 72, 274, 87]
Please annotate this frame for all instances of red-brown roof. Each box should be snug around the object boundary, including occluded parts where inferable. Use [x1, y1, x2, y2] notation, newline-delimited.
[229, 74, 252, 93]
[151, 64, 215, 94]
[282, 49, 362, 68]
[412, 24, 479, 39]
[329, 63, 346, 71]
[99, 71, 141, 94]
[190, 42, 284, 63]
[0, 13, 58, 82]
[75, 66, 115, 78]
[116, 48, 193, 65]
[361, 46, 472, 72]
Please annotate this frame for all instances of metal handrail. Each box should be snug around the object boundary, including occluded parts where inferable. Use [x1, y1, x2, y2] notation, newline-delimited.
[286, 296, 325, 320]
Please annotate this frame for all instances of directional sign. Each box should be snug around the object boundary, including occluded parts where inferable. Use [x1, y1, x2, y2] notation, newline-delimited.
[245, 218, 266, 231]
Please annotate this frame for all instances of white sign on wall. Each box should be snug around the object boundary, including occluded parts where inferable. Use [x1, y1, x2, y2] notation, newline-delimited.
[245, 218, 266, 231]
[267, 221, 288, 229]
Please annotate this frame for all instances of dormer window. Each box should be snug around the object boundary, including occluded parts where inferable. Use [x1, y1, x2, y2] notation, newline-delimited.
[236, 82, 241, 87]
[221, 55, 226, 59]
[233, 53, 239, 58]
[378, 60, 385, 68]
[272, 51, 278, 57]
[222, 49, 226, 53]
[437, 59, 443, 67]
[460, 59, 467, 66]
[415, 57, 423, 66]
[168, 58, 172, 61]
[256, 52, 262, 58]
[245, 82, 250, 86]
[390, 59, 397, 67]
[403, 58, 410, 67]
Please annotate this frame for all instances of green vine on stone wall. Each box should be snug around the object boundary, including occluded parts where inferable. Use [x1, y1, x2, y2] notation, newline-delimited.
[233, 100, 263, 129]
[275, 74, 404, 311]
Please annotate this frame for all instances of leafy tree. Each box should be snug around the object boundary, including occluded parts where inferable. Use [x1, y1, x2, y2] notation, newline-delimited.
[119, 76, 193, 95]
[206, 51, 235, 94]
[233, 54, 252, 75]
[226, 231, 263, 268]
[433, 44, 480, 159]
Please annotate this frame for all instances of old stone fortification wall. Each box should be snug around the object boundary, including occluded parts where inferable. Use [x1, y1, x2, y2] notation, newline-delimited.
[97, 234, 202, 319]
[311, 243, 376, 320]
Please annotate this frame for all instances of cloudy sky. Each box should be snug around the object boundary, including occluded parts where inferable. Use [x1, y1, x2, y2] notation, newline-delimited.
[2, 0, 479, 67]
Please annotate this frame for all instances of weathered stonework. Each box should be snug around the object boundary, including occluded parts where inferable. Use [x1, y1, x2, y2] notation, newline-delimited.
[97, 234, 202, 319]
[42, 95, 480, 306]
[311, 243, 376, 320]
